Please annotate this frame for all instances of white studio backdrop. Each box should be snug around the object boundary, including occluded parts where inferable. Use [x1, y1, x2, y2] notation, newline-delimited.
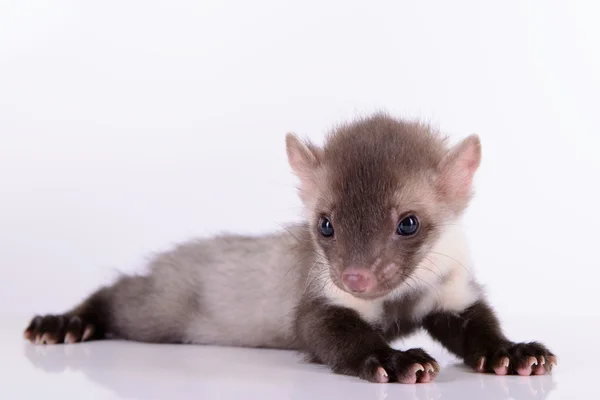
[0, 0, 599, 321]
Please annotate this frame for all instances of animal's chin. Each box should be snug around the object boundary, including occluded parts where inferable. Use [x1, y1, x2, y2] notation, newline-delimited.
[332, 275, 404, 300]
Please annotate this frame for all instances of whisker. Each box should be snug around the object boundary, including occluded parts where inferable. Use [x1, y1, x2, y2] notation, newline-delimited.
[435, 223, 467, 228]
[302, 268, 329, 297]
[399, 274, 416, 292]
[301, 261, 322, 296]
[410, 274, 442, 304]
[428, 251, 471, 274]
[412, 264, 443, 281]
[274, 223, 326, 259]
[304, 258, 322, 280]
[424, 254, 447, 280]
[400, 272, 441, 305]
[277, 253, 315, 286]
[424, 254, 445, 273]
[319, 277, 336, 297]
[322, 280, 336, 297]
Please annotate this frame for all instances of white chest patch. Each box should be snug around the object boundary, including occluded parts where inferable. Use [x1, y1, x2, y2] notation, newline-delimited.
[321, 222, 482, 324]
[322, 283, 386, 324]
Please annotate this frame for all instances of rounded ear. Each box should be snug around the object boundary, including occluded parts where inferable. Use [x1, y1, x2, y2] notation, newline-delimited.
[285, 133, 322, 202]
[286, 133, 319, 177]
[437, 134, 481, 202]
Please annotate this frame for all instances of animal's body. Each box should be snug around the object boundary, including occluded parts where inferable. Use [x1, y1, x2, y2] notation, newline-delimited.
[25, 113, 556, 383]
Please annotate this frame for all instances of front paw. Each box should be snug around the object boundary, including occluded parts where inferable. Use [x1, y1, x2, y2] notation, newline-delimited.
[356, 348, 440, 384]
[472, 342, 557, 376]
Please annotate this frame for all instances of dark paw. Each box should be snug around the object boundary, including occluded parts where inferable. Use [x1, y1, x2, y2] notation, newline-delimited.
[358, 348, 440, 384]
[472, 342, 557, 376]
[24, 314, 98, 345]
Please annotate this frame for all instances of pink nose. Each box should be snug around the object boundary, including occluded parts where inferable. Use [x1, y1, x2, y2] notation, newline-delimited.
[342, 268, 375, 293]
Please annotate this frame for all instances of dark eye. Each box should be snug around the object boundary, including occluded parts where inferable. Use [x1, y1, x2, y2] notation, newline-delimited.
[319, 217, 334, 237]
[397, 215, 419, 236]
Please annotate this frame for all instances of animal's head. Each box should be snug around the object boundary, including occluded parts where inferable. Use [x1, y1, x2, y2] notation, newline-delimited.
[286, 114, 481, 299]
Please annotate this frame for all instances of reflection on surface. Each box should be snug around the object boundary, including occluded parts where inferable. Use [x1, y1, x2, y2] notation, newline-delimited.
[24, 341, 556, 400]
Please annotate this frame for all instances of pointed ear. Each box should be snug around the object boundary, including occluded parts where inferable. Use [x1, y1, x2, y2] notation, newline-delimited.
[437, 134, 481, 203]
[286, 133, 321, 202]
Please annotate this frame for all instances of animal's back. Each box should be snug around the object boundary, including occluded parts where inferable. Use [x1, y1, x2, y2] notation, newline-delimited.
[107, 225, 315, 347]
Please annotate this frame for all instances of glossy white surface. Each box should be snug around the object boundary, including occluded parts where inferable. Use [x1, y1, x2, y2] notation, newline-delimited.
[1, 316, 595, 399]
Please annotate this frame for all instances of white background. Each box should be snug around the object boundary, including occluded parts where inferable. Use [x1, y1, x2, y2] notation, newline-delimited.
[1, 0, 599, 321]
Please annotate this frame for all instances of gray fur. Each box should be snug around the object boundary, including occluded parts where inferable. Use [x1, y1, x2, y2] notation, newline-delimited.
[105, 225, 317, 348]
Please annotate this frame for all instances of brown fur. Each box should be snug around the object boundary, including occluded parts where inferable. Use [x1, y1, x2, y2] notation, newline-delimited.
[287, 113, 476, 299]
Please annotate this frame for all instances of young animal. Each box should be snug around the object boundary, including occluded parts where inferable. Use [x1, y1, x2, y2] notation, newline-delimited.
[24, 113, 556, 383]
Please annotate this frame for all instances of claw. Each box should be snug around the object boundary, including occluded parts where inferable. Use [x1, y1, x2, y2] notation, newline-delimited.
[40, 333, 55, 345]
[477, 356, 486, 372]
[399, 364, 425, 384]
[82, 325, 95, 341]
[425, 363, 435, 373]
[375, 366, 389, 383]
[65, 332, 77, 344]
[529, 357, 538, 367]
[419, 367, 433, 383]
[517, 357, 539, 376]
[494, 357, 509, 375]
[533, 356, 547, 375]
